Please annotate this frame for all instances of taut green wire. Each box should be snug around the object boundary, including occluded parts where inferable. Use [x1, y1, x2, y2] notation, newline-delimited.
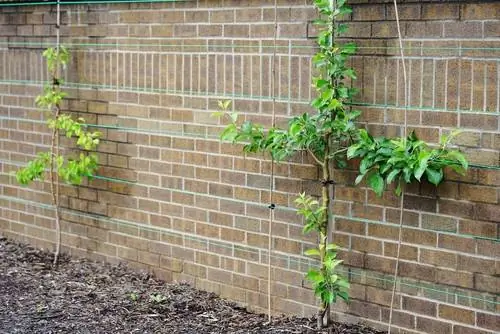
[0, 0, 189, 7]
[0, 193, 497, 307]
[1, 164, 498, 243]
[332, 215, 499, 243]
[1, 79, 499, 116]
[2, 115, 500, 172]
[2, 40, 500, 52]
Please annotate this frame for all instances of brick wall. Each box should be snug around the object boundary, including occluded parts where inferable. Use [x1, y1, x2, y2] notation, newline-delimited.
[0, 1, 498, 333]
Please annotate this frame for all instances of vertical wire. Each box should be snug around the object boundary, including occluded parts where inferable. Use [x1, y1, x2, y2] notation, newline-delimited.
[53, 0, 62, 265]
[388, 0, 408, 333]
[267, 0, 279, 323]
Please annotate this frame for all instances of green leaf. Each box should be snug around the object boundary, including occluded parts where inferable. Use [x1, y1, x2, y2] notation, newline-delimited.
[304, 248, 321, 257]
[337, 279, 350, 289]
[386, 169, 400, 184]
[425, 168, 443, 186]
[229, 112, 238, 123]
[306, 270, 323, 283]
[395, 181, 402, 196]
[414, 151, 431, 181]
[359, 156, 373, 174]
[354, 173, 365, 185]
[445, 150, 468, 170]
[338, 290, 349, 302]
[326, 243, 338, 251]
[367, 172, 384, 197]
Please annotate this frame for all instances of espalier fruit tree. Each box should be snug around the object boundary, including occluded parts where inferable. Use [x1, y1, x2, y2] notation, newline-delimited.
[217, 0, 467, 329]
[16, 47, 101, 266]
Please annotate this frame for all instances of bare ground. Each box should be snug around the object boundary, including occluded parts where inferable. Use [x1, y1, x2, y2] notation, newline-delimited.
[0, 237, 385, 334]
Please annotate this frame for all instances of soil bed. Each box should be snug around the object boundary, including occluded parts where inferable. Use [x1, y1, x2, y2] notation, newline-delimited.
[0, 238, 384, 334]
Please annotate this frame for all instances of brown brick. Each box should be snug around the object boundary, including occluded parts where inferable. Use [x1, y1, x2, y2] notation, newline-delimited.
[420, 249, 457, 269]
[402, 297, 436, 317]
[365, 255, 396, 274]
[353, 5, 385, 21]
[399, 262, 436, 282]
[403, 195, 437, 213]
[474, 204, 500, 223]
[207, 268, 232, 284]
[402, 229, 437, 247]
[352, 236, 383, 254]
[365, 286, 396, 307]
[476, 312, 500, 332]
[457, 255, 496, 275]
[460, 184, 498, 204]
[458, 219, 497, 239]
[406, 22, 442, 38]
[348, 300, 381, 321]
[422, 4, 459, 20]
[183, 262, 207, 278]
[438, 200, 475, 220]
[368, 224, 399, 240]
[474, 273, 499, 294]
[381, 309, 415, 329]
[387, 4, 420, 20]
[453, 325, 492, 334]
[437, 268, 474, 289]
[463, 3, 500, 20]
[383, 243, 418, 261]
[273, 237, 301, 254]
[439, 305, 475, 325]
[137, 250, 159, 267]
[438, 234, 476, 254]
[210, 10, 234, 23]
[416, 317, 452, 334]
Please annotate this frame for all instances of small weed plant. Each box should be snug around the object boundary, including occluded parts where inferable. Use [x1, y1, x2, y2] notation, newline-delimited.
[16, 47, 100, 265]
[149, 293, 167, 304]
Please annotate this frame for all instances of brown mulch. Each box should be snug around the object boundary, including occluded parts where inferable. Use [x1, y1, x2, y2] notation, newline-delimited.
[0, 237, 385, 334]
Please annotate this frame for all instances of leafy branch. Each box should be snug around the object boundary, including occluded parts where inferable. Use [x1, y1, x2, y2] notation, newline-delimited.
[348, 130, 468, 197]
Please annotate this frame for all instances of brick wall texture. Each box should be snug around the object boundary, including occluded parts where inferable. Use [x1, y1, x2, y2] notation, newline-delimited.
[0, 0, 499, 333]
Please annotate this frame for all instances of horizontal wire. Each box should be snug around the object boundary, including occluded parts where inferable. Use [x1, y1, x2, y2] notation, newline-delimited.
[0, 0, 189, 7]
[2, 115, 499, 171]
[1, 160, 498, 243]
[0, 193, 497, 307]
[2, 40, 500, 52]
[333, 215, 499, 243]
[1, 79, 500, 117]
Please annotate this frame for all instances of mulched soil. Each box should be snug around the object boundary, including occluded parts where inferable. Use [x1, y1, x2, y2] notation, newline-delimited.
[0, 237, 385, 334]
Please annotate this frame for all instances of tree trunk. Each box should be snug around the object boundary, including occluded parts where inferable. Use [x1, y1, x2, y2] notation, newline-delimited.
[50, 108, 61, 267]
[318, 144, 331, 329]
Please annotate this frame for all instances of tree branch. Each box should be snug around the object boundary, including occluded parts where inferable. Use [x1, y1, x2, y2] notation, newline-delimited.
[307, 148, 325, 167]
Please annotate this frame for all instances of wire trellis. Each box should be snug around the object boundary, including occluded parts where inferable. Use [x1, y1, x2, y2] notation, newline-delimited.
[0, 193, 498, 311]
[0, 0, 499, 325]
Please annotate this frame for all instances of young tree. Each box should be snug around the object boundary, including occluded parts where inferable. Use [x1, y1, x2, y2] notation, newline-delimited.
[16, 47, 101, 266]
[216, 0, 356, 328]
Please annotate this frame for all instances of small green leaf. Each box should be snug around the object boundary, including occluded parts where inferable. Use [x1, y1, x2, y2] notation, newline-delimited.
[306, 270, 323, 283]
[354, 173, 365, 185]
[425, 168, 443, 186]
[304, 248, 321, 257]
[229, 112, 238, 123]
[338, 290, 349, 302]
[367, 172, 384, 197]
